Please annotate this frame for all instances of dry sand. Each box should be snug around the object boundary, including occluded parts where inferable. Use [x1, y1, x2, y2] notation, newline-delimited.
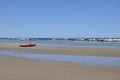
[0, 42, 120, 80]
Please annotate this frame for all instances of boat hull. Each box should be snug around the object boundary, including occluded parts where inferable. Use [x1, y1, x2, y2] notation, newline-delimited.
[19, 44, 36, 47]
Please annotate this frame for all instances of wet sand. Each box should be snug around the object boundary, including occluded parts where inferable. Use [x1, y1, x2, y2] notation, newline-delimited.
[0, 43, 120, 80]
[0, 55, 120, 80]
[0, 43, 120, 56]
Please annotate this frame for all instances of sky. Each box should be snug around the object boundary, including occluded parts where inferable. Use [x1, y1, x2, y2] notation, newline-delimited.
[0, 0, 120, 38]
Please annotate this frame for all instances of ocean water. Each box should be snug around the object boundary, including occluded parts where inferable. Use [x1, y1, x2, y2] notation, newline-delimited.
[0, 50, 120, 67]
[35, 40, 120, 48]
[0, 39, 120, 48]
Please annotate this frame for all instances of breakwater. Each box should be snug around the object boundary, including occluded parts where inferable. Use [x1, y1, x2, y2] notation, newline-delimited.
[0, 38, 120, 42]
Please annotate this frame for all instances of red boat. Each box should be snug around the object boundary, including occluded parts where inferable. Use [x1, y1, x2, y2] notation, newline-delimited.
[19, 43, 36, 47]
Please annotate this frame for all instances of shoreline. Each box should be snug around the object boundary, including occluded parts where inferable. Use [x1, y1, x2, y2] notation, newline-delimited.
[0, 42, 120, 80]
[0, 42, 120, 57]
[0, 55, 120, 80]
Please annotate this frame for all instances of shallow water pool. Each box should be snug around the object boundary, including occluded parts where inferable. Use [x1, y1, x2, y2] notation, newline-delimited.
[0, 50, 120, 67]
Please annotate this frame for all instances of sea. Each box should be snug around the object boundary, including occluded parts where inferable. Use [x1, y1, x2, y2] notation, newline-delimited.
[0, 38, 120, 48]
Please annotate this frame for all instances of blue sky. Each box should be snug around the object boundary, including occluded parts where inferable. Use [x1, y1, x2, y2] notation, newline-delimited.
[0, 0, 120, 38]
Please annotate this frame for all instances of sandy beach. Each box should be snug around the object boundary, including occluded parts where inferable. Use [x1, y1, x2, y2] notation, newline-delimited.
[0, 43, 120, 56]
[0, 42, 120, 80]
[0, 55, 120, 80]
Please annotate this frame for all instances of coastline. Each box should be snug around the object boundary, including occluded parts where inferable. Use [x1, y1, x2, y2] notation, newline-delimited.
[0, 42, 120, 80]
[0, 42, 120, 57]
